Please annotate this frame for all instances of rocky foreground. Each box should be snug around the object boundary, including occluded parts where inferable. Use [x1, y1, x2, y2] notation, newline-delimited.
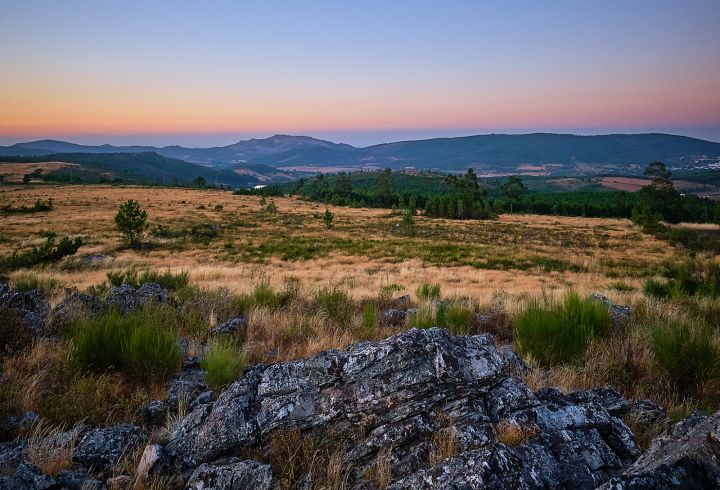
[1, 284, 720, 488]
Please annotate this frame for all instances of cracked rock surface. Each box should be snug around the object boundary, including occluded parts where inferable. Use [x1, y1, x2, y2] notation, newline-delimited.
[166, 328, 641, 488]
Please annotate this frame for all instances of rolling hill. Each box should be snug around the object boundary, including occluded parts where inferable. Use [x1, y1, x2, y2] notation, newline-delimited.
[1, 133, 719, 175]
[0, 152, 295, 187]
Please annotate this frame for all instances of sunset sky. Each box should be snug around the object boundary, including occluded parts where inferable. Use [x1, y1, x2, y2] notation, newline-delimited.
[1, 0, 719, 146]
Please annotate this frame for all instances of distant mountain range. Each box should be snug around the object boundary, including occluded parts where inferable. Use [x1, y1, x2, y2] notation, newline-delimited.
[2, 133, 720, 177]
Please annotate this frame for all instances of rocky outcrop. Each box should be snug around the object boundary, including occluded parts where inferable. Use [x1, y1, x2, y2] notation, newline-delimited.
[186, 459, 275, 489]
[0, 283, 49, 335]
[0, 411, 37, 441]
[105, 282, 169, 313]
[73, 424, 145, 472]
[591, 293, 631, 325]
[601, 410, 720, 489]
[209, 317, 247, 338]
[166, 328, 640, 487]
[45, 292, 100, 334]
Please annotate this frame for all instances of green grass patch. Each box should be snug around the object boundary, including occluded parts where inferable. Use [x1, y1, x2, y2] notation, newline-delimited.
[201, 338, 247, 390]
[316, 288, 354, 326]
[514, 292, 611, 366]
[69, 306, 180, 380]
[12, 274, 64, 293]
[651, 319, 720, 389]
[107, 268, 189, 290]
[416, 282, 441, 301]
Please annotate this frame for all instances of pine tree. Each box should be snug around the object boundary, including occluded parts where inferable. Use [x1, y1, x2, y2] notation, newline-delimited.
[115, 199, 148, 248]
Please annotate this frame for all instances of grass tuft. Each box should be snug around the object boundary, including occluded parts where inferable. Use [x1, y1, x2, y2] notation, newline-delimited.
[651, 319, 720, 390]
[201, 338, 247, 390]
[69, 306, 180, 381]
[416, 282, 441, 301]
[514, 292, 611, 366]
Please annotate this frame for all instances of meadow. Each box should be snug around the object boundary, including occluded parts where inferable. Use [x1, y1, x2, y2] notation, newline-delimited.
[1, 183, 719, 485]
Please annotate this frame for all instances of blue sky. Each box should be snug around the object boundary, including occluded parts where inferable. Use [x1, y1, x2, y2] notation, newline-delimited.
[1, 0, 719, 146]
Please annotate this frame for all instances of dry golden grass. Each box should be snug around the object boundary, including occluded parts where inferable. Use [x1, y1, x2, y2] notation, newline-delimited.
[26, 419, 83, 477]
[0, 184, 674, 308]
[429, 428, 460, 465]
[494, 419, 539, 447]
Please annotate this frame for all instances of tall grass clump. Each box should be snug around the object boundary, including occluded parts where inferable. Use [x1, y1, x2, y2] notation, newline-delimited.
[12, 274, 63, 293]
[514, 292, 611, 366]
[408, 300, 474, 334]
[69, 306, 180, 380]
[416, 282, 441, 301]
[316, 288, 354, 326]
[651, 319, 720, 389]
[107, 268, 189, 290]
[358, 304, 379, 340]
[201, 338, 247, 390]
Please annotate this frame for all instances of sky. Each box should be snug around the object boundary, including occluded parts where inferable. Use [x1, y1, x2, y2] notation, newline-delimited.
[1, 0, 719, 147]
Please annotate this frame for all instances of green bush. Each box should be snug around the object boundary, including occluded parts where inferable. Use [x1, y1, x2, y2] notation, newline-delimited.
[0, 235, 82, 271]
[651, 319, 720, 389]
[201, 338, 246, 390]
[0, 199, 53, 214]
[316, 288, 354, 326]
[69, 306, 180, 380]
[514, 292, 611, 365]
[416, 282, 441, 301]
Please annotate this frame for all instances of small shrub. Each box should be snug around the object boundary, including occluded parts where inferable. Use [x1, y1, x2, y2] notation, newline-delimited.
[323, 209, 334, 228]
[0, 236, 83, 271]
[651, 319, 720, 389]
[252, 282, 279, 309]
[201, 338, 246, 390]
[416, 282, 441, 301]
[69, 307, 180, 380]
[514, 292, 611, 365]
[316, 288, 354, 326]
[0, 199, 53, 214]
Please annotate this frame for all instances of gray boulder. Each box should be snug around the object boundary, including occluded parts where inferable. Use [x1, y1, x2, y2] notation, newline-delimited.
[0, 411, 38, 441]
[54, 468, 102, 490]
[0, 461, 56, 490]
[209, 317, 247, 338]
[591, 293, 632, 325]
[73, 424, 145, 472]
[166, 328, 639, 487]
[186, 459, 275, 489]
[105, 282, 168, 313]
[381, 308, 409, 326]
[629, 399, 666, 428]
[0, 441, 27, 477]
[600, 411, 720, 489]
[45, 293, 100, 334]
[0, 283, 49, 335]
